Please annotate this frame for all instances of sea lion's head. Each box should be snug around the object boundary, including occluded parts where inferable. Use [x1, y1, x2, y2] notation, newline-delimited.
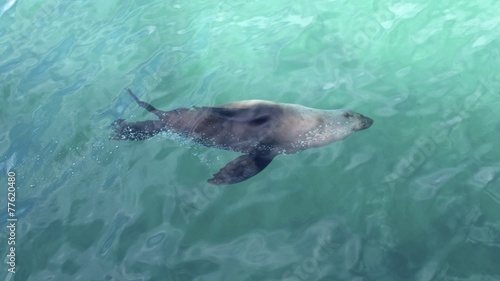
[340, 110, 373, 131]
[290, 108, 373, 150]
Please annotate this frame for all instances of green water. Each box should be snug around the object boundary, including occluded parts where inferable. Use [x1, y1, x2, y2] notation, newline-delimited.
[1, 0, 499, 280]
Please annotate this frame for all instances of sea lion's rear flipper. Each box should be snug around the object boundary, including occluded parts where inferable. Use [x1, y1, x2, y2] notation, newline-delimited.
[208, 152, 276, 185]
[111, 119, 163, 141]
[126, 88, 167, 119]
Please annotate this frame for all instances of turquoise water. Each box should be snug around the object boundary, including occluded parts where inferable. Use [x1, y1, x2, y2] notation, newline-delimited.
[1, 0, 499, 280]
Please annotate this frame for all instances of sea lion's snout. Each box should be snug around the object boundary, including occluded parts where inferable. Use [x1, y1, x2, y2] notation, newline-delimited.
[360, 115, 373, 130]
[340, 111, 373, 132]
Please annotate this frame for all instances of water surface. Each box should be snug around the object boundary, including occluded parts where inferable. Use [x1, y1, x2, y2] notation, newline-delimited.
[1, 0, 499, 280]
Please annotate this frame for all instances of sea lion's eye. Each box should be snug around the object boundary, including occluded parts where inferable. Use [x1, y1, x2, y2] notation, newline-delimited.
[343, 112, 353, 118]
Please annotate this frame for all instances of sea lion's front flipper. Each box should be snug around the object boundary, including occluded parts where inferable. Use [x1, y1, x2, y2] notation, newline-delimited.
[208, 152, 276, 185]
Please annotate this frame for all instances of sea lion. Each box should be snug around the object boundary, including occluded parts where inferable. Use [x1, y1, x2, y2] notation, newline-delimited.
[111, 89, 373, 185]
